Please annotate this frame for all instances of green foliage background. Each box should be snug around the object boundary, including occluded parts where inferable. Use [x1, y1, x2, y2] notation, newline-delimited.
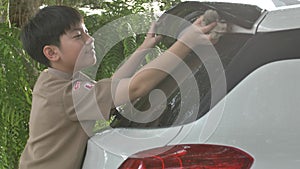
[0, 23, 38, 169]
[0, 0, 180, 168]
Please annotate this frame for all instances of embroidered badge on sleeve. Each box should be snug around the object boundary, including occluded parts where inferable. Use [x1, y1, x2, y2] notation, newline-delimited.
[73, 81, 81, 91]
[84, 82, 94, 90]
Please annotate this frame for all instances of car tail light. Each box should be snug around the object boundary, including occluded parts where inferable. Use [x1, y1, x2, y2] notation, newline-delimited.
[119, 144, 254, 169]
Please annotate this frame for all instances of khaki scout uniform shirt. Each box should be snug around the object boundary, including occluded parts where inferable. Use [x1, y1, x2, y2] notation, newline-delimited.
[19, 68, 113, 169]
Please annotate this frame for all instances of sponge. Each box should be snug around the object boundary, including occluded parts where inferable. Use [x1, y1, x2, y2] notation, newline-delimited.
[201, 10, 227, 43]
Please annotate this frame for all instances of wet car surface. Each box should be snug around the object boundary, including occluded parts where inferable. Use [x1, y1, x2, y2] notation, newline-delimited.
[83, 1, 300, 168]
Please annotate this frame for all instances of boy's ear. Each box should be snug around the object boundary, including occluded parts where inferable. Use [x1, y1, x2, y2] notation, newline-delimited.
[43, 45, 60, 62]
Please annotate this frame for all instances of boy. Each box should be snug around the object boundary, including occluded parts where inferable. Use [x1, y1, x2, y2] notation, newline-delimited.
[19, 5, 216, 169]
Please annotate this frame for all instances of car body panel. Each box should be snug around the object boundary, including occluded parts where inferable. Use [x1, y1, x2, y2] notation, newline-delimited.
[82, 126, 183, 168]
[83, 59, 300, 169]
[258, 6, 300, 32]
[169, 59, 300, 168]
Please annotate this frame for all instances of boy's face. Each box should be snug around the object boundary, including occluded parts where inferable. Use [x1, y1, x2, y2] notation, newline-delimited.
[57, 22, 96, 72]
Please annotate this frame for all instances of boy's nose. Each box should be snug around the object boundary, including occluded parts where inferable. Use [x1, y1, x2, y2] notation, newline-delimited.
[85, 36, 94, 45]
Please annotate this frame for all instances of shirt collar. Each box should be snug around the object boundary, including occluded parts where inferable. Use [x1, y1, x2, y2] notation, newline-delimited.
[47, 67, 73, 80]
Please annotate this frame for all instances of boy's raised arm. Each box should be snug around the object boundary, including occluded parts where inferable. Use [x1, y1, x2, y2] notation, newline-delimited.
[112, 16, 217, 106]
[112, 22, 162, 79]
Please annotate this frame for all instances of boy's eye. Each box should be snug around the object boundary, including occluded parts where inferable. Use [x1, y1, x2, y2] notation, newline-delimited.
[73, 34, 82, 38]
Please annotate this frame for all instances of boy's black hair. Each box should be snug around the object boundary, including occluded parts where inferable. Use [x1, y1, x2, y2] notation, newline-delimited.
[21, 6, 83, 67]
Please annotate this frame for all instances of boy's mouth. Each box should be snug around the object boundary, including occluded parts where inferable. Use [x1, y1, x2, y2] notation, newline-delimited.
[91, 48, 95, 55]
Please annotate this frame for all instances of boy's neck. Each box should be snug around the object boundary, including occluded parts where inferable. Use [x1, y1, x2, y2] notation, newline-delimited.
[50, 62, 74, 74]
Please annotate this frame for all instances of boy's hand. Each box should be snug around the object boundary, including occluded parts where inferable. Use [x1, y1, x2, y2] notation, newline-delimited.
[178, 16, 217, 48]
[138, 22, 162, 50]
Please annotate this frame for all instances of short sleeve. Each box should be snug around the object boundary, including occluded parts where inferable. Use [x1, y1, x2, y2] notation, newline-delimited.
[63, 76, 114, 121]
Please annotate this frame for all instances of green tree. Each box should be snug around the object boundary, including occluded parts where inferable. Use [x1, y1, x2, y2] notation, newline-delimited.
[0, 1, 42, 168]
[0, 0, 10, 24]
[0, 22, 35, 169]
[9, 0, 41, 27]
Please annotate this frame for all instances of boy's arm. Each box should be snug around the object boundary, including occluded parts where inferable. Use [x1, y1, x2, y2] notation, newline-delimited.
[112, 22, 162, 79]
[113, 16, 217, 106]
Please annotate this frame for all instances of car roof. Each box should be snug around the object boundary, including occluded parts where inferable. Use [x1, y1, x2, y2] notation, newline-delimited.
[187, 0, 300, 11]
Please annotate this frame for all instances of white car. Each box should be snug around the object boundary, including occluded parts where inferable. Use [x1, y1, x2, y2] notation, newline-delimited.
[82, 0, 300, 168]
